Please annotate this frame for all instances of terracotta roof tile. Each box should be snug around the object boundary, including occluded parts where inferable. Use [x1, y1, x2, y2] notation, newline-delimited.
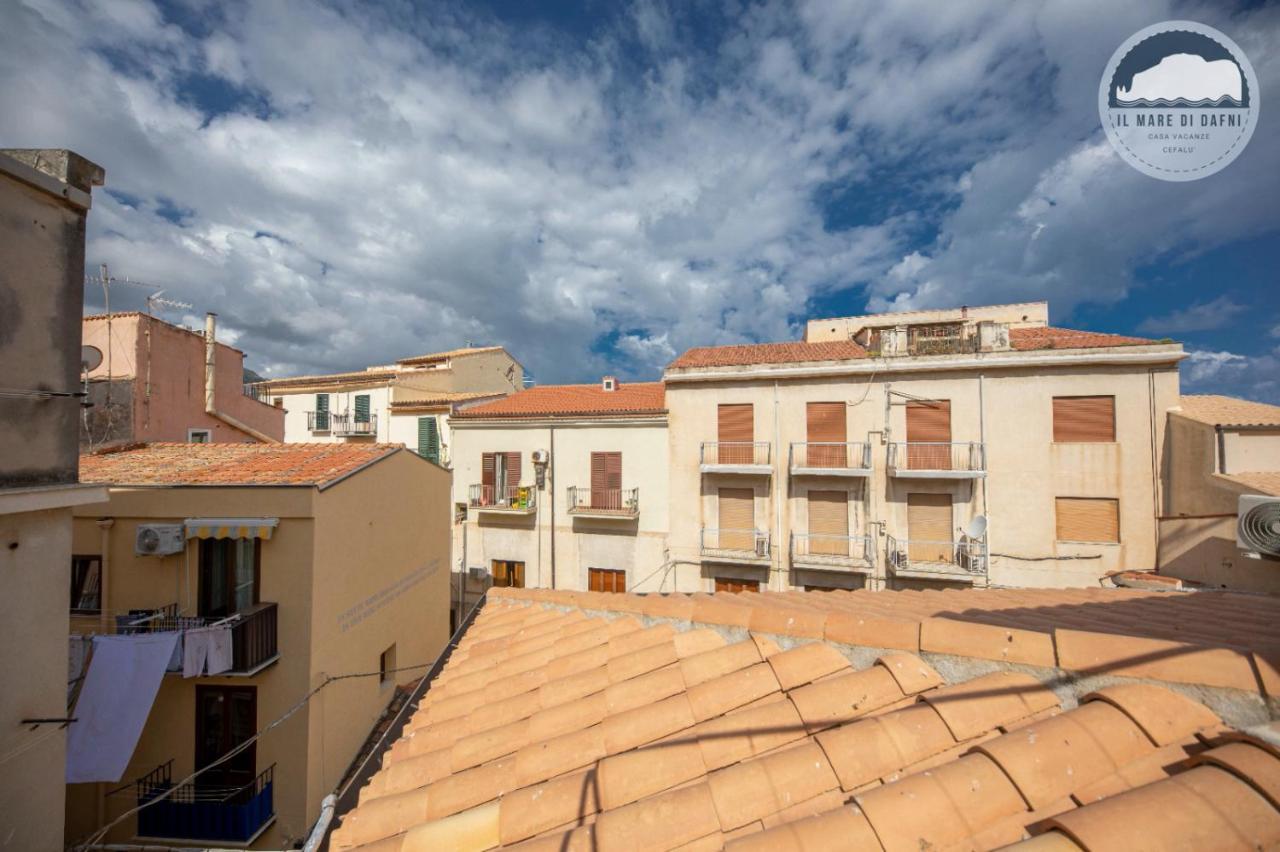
[1175, 394, 1280, 427]
[1220, 470, 1280, 495]
[1008, 326, 1158, 351]
[79, 441, 402, 487]
[451, 382, 665, 419]
[668, 340, 868, 370]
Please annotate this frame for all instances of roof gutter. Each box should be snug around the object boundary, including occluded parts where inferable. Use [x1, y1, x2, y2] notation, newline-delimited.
[205, 313, 278, 443]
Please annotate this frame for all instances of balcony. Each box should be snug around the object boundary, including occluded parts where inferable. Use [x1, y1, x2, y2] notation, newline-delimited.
[468, 484, 537, 514]
[789, 442, 872, 477]
[567, 487, 639, 519]
[886, 442, 986, 479]
[791, 533, 875, 573]
[306, 410, 331, 431]
[136, 760, 275, 845]
[118, 602, 279, 676]
[331, 412, 377, 437]
[700, 442, 772, 475]
[885, 534, 986, 583]
[700, 528, 771, 565]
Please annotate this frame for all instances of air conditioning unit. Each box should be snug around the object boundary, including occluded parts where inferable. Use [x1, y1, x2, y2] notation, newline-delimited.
[1237, 495, 1280, 560]
[468, 566, 489, 582]
[532, 449, 549, 465]
[754, 535, 769, 558]
[135, 524, 185, 556]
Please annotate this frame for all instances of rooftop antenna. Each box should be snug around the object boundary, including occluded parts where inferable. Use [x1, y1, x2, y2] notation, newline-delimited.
[145, 289, 194, 317]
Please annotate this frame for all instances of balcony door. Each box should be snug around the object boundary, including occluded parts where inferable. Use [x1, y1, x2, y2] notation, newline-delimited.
[718, 487, 754, 552]
[907, 493, 953, 563]
[482, 452, 521, 505]
[806, 402, 846, 468]
[491, 560, 525, 588]
[590, 452, 622, 510]
[198, 538, 260, 619]
[906, 401, 951, 469]
[808, 491, 849, 556]
[195, 685, 256, 790]
[717, 404, 754, 464]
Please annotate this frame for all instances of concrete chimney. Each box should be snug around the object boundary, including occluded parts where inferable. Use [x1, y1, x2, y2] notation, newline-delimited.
[205, 312, 217, 415]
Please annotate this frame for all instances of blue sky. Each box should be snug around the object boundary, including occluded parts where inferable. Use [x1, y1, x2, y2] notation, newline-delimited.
[2, 0, 1277, 398]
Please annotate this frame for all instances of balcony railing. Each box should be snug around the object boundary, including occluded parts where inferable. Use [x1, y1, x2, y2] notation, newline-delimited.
[700, 527, 770, 562]
[243, 383, 270, 403]
[886, 442, 986, 477]
[789, 442, 872, 475]
[567, 487, 639, 517]
[331, 412, 377, 437]
[791, 533, 875, 571]
[700, 442, 772, 471]
[468, 484, 537, 513]
[116, 602, 279, 675]
[136, 760, 275, 844]
[306, 410, 331, 431]
[886, 534, 986, 579]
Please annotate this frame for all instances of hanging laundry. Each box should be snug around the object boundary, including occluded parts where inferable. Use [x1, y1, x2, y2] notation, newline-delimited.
[205, 625, 233, 675]
[182, 626, 212, 678]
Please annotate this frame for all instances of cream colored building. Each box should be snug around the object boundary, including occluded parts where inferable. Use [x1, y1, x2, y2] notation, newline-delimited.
[664, 302, 1184, 591]
[252, 347, 523, 465]
[1159, 394, 1280, 593]
[0, 148, 107, 852]
[65, 442, 450, 849]
[448, 380, 669, 610]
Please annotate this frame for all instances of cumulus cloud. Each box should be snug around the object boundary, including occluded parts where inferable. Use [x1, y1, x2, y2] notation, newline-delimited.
[1136, 296, 1247, 334]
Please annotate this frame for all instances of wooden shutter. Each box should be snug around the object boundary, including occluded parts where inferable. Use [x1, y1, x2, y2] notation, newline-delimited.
[505, 452, 521, 486]
[482, 453, 495, 503]
[907, 493, 953, 563]
[315, 393, 329, 429]
[718, 487, 755, 551]
[354, 394, 371, 423]
[806, 402, 847, 467]
[906, 400, 951, 469]
[589, 568, 625, 593]
[417, 417, 439, 463]
[715, 578, 759, 593]
[1056, 498, 1120, 543]
[808, 490, 849, 555]
[590, 452, 622, 509]
[1053, 397, 1116, 442]
[718, 404, 754, 464]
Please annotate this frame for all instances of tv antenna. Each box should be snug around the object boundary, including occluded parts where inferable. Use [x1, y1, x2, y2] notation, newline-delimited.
[145, 289, 193, 317]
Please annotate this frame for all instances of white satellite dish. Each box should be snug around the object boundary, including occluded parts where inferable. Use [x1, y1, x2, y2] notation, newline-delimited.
[81, 345, 103, 372]
[966, 515, 988, 539]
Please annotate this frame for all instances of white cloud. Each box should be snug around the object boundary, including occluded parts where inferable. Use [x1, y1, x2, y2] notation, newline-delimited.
[1136, 296, 1247, 335]
[1183, 349, 1246, 383]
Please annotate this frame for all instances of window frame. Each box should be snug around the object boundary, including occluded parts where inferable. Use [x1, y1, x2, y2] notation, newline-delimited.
[70, 554, 103, 614]
[187, 428, 212, 443]
[1052, 395, 1117, 443]
[1054, 496, 1121, 544]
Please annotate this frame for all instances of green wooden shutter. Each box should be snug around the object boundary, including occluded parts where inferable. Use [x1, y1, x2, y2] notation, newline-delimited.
[354, 394, 371, 423]
[315, 394, 329, 430]
[417, 417, 440, 463]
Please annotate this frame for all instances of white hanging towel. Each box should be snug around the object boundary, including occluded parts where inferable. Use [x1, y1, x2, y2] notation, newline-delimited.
[205, 626, 233, 675]
[183, 627, 212, 677]
[66, 633, 179, 783]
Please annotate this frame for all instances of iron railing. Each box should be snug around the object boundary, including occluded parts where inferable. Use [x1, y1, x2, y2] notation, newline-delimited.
[789, 442, 872, 471]
[306, 410, 330, 431]
[468, 484, 536, 511]
[887, 441, 986, 473]
[791, 533, 875, 569]
[700, 442, 771, 466]
[136, 760, 275, 843]
[700, 528, 771, 560]
[886, 534, 986, 576]
[243, 383, 270, 403]
[331, 412, 377, 437]
[567, 487, 639, 515]
[114, 601, 278, 674]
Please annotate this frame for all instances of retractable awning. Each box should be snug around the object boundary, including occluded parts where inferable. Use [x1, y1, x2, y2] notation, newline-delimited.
[183, 517, 279, 540]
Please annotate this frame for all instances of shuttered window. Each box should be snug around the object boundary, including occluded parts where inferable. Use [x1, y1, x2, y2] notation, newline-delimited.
[315, 394, 329, 430]
[589, 568, 626, 593]
[482, 453, 496, 498]
[590, 452, 622, 510]
[807, 402, 847, 467]
[354, 394, 371, 423]
[718, 404, 754, 464]
[715, 578, 760, 593]
[1056, 498, 1120, 543]
[492, 560, 525, 588]
[505, 452, 521, 488]
[906, 400, 951, 469]
[808, 491, 849, 555]
[718, 487, 755, 552]
[907, 493, 953, 563]
[417, 417, 440, 463]
[1053, 396, 1116, 442]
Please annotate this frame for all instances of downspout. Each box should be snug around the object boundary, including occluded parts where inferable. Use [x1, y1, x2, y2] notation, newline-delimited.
[96, 518, 114, 634]
[978, 374, 990, 585]
[549, 426, 556, 590]
[204, 313, 278, 443]
[773, 381, 782, 591]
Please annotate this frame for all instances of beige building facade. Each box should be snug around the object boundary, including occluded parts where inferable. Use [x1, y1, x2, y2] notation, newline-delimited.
[65, 443, 450, 849]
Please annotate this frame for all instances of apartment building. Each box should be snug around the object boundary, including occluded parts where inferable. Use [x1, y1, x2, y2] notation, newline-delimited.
[1159, 394, 1280, 593]
[0, 148, 107, 852]
[664, 301, 1183, 592]
[253, 346, 522, 465]
[82, 311, 285, 447]
[448, 379, 668, 611]
[66, 442, 450, 849]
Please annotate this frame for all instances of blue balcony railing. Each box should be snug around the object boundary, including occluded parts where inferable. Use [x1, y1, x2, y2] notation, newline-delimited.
[136, 760, 275, 843]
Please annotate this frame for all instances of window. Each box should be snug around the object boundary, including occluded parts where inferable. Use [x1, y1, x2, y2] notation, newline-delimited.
[187, 428, 212, 443]
[717, 403, 754, 464]
[482, 452, 521, 503]
[492, 560, 525, 588]
[198, 538, 260, 618]
[196, 686, 256, 788]
[417, 417, 440, 463]
[314, 393, 330, 430]
[354, 394, 371, 423]
[70, 555, 102, 613]
[1053, 396, 1116, 442]
[588, 568, 626, 593]
[590, 452, 622, 509]
[714, 578, 759, 593]
[905, 400, 951, 469]
[907, 493, 953, 563]
[717, 487, 755, 552]
[1056, 497, 1120, 543]
[806, 402, 847, 467]
[380, 643, 397, 685]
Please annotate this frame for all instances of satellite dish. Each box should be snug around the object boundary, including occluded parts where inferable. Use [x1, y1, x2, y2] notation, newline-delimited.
[966, 515, 988, 539]
[81, 345, 103, 372]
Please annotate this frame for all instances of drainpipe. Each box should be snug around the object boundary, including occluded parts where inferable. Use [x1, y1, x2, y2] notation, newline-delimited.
[773, 381, 783, 591]
[97, 518, 114, 634]
[978, 374, 990, 585]
[549, 426, 556, 590]
[204, 313, 278, 443]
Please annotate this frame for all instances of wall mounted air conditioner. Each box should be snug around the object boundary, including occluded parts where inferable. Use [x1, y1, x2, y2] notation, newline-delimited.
[135, 524, 185, 556]
[1237, 495, 1280, 560]
[755, 535, 769, 558]
[468, 566, 489, 582]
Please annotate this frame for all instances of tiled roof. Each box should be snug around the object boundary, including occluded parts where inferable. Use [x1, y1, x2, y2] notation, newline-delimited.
[668, 340, 868, 369]
[251, 367, 398, 389]
[1176, 395, 1280, 428]
[389, 391, 505, 410]
[331, 587, 1280, 851]
[1220, 471, 1280, 496]
[396, 346, 507, 365]
[80, 442, 402, 487]
[451, 382, 666, 419]
[1008, 326, 1158, 351]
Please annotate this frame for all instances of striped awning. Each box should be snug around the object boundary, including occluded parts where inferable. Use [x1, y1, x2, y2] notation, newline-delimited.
[183, 518, 279, 540]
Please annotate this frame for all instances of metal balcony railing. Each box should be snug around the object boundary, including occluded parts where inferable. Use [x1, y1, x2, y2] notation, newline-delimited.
[331, 412, 377, 437]
[114, 601, 279, 674]
[243, 383, 270, 403]
[886, 534, 986, 577]
[700, 528, 771, 561]
[887, 442, 986, 474]
[789, 442, 872, 473]
[567, 487, 639, 516]
[700, 442, 771, 467]
[791, 533, 875, 570]
[136, 760, 275, 843]
[468, 484, 537, 512]
[306, 410, 330, 431]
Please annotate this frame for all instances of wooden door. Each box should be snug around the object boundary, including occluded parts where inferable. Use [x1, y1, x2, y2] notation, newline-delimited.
[590, 452, 622, 509]
[806, 402, 846, 467]
[492, 560, 525, 588]
[718, 487, 755, 551]
[715, 578, 760, 593]
[481, 453, 495, 504]
[906, 401, 951, 469]
[588, 568, 626, 593]
[808, 490, 849, 556]
[718, 404, 754, 464]
[195, 685, 256, 789]
[907, 493, 953, 563]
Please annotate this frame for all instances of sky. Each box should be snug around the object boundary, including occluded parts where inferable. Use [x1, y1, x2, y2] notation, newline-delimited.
[2, 0, 1278, 399]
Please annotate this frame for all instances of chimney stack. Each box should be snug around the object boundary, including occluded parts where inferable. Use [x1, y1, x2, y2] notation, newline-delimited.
[205, 313, 217, 414]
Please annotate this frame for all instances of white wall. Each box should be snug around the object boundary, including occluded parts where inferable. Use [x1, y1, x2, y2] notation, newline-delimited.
[274, 386, 393, 443]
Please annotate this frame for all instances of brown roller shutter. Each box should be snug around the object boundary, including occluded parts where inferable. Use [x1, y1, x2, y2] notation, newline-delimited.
[906, 400, 951, 469]
[907, 493, 953, 563]
[482, 453, 495, 504]
[718, 487, 755, 551]
[808, 490, 849, 555]
[807, 402, 847, 467]
[718, 404, 754, 464]
[591, 452, 622, 509]
[1056, 498, 1120, 542]
[1053, 396, 1116, 442]
[505, 452, 522, 487]
[715, 578, 759, 593]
